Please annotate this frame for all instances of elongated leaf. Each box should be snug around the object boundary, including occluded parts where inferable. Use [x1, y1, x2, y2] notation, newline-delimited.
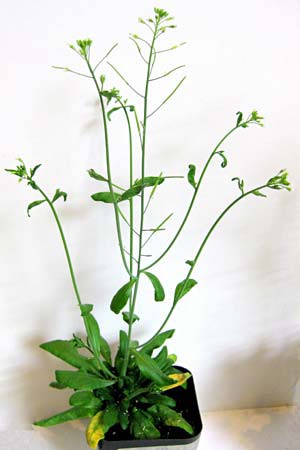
[143, 271, 165, 302]
[139, 393, 176, 408]
[154, 346, 168, 369]
[161, 372, 191, 391]
[236, 111, 243, 127]
[52, 188, 67, 203]
[91, 192, 122, 203]
[40, 339, 96, 373]
[27, 200, 45, 217]
[83, 313, 101, 358]
[174, 279, 197, 304]
[87, 169, 107, 182]
[102, 403, 119, 431]
[55, 370, 116, 390]
[252, 189, 267, 198]
[110, 280, 135, 314]
[30, 164, 42, 178]
[86, 411, 105, 449]
[34, 406, 95, 427]
[99, 334, 112, 365]
[49, 381, 66, 390]
[120, 185, 142, 201]
[148, 404, 193, 435]
[134, 176, 165, 188]
[187, 164, 197, 189]
[122, 311, 139, 324]
[132, 350, 174, 386]
[114, 330, 127, 374]
[141, 330, 175, 356]
[131, 409, 160, 439]
[69, 391, 103, 408]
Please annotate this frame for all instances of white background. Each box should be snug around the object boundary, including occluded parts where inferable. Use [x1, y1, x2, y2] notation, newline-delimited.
[1, 0, 300, 430]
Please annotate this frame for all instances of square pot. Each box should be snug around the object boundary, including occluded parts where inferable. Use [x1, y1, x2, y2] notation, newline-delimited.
[98, 366, 202, 450]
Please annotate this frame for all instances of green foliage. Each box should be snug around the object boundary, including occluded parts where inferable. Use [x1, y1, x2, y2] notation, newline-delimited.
[6, 5, 292, 449]
[148, 404, 194, 435]
[143, 271, 165, 301]
[187, 164, 197, 189]
[110, 280, 136, 314]
[174, 279, 198, 304]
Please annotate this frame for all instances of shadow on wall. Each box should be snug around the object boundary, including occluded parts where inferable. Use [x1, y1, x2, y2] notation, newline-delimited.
[201, 339, 300, 412]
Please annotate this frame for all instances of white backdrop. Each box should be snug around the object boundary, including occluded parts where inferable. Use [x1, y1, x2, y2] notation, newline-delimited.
[1, 0, 300, 430]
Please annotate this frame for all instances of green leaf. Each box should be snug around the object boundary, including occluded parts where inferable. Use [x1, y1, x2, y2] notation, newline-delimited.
[103, 404, 119, 431]
[69, 391, 103, 408]
[49, 381, 66, 390]
[87, 169, 107, 182]
[107, 106, 122, 121]
[153, 346, 168, 369]
[55, 370, 116, 390]
[98, 334, 112, 365]
[148, 404, 194, 435]
[134, 176, 165, 188]
[216, 150, 228, 168]
[52, 188, 67, 203]
[252, 189, 267, 198]
[34, 406, 96, 427]
[83, 313, 101, 358]
[120, 185, 142, 201]
[139, 393, 176, 408]
[122, 311, 139, 324]
[185, 260, 195, 267]
[72, 334, 85, 348]
[232, 177, 245, 195]
[27, 200, 45, 217]
[91, 192, 122, 203]
[187, 164, 197, 189]
[174, 279, 197, 304]
[143, 271, 165, 302]
[130, 409, 160, 439]
[40, 339, 97, 373]
[30, 164, 42, 178]
[110, 280, 136, 314]
[236, 111, 243, 127]
[80, 304, 94, 316]
[132, 350, 174, 386]
[114, 330, 127, 374]
[141, 330, 175, 356]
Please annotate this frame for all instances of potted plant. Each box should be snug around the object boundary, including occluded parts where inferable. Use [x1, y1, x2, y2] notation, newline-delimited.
[6, 7, 291, 450]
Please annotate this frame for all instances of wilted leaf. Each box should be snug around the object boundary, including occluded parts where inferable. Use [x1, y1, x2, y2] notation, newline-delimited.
[161, 372, 191, 391]
[86, 411, 105, 449]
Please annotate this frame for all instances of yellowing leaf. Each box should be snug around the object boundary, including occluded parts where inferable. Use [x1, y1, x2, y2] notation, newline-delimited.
[86, 411, 105, 449]
[161, 372, 191, 391]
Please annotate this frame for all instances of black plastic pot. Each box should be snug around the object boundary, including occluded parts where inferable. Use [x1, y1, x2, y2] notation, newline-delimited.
[98, 366, 202, 450]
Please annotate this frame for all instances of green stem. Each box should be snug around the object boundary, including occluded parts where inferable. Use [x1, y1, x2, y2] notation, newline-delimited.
[140, 184, 268, 348]
[142, 125, 240, 271]
[121, 20, 159, 377]
[35, 185, 82, 307]
[85, 58, 131, 277]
